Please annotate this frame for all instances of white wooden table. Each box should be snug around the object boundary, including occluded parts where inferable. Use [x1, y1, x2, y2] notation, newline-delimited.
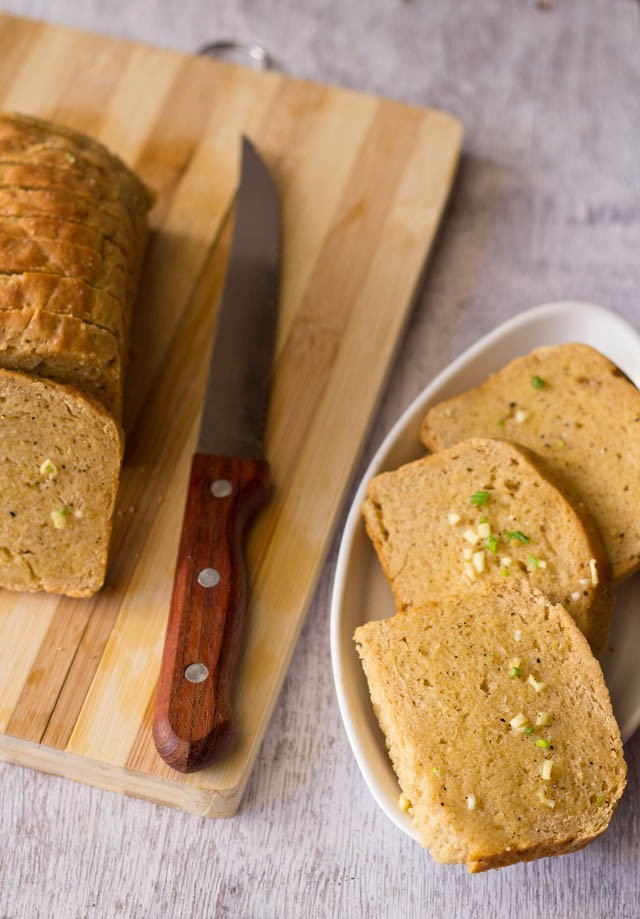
[1, 1, 639, 916]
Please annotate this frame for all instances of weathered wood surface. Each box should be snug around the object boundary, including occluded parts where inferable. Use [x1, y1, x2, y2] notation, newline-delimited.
[0, 0, 639, 917]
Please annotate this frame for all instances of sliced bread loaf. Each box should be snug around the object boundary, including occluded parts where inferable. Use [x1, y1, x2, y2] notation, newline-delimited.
[0, 369, 123, 596]
[420, 343, 640, 582]
[354, 580, 626, 872]
[363, 438, 612, 655]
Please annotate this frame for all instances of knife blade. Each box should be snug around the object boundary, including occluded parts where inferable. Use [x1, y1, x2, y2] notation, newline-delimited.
[152, 137, 280, 774]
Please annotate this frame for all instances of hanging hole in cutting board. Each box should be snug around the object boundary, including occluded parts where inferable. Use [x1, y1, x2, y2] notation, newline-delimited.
[197, 40, 279, 71]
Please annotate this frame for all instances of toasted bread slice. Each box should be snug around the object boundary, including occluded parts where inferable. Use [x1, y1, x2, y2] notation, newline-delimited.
[363, 438, 612, 655]
[354, 581, 626, 872]
[420, 343, 640, 582]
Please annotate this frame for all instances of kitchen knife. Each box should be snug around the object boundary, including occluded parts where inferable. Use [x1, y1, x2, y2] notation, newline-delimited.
[152, 137, 280, 774]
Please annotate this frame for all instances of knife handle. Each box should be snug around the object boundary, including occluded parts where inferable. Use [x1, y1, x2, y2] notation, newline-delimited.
[152, 453, 270, 773]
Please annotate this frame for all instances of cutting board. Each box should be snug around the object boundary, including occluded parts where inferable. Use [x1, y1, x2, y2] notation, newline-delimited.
[0, 12, 462, 816]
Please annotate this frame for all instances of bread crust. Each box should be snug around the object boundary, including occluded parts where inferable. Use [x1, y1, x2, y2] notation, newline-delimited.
[0, 272, 125, 345]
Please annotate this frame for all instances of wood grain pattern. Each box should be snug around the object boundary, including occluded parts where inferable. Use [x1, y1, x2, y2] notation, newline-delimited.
[0, 12, 462, 815]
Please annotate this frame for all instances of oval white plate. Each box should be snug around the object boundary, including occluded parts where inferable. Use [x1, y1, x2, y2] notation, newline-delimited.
[330, 300, 640, 843]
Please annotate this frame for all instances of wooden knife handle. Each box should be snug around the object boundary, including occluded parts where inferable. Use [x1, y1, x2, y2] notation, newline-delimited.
[152, 453, 270, 773]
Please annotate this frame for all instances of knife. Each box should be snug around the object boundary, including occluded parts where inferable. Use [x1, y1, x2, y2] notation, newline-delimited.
[152, 137, 280, 774]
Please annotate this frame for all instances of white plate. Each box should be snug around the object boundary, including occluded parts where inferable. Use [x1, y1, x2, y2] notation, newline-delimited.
[330, 300, 640, 843]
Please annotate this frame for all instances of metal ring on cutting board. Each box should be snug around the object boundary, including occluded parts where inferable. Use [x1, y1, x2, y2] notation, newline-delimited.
[197, 40, 276, 71]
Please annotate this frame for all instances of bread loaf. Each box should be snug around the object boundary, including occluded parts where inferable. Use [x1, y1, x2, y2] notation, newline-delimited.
[354, 581, 626, 872]
[363, 438, 612, 655]
[0, 112, 153, 595]
[420, 343, 640, 582]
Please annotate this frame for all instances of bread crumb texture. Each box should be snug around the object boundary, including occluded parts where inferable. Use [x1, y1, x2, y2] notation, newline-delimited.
[362, 437, 612, 656]
[354, 581, 626, 872]
[0, 369, 122, 596]
[420, 343, 640, 582]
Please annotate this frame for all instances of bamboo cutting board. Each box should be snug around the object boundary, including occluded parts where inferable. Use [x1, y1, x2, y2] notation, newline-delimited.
[0, 13, 462, 816]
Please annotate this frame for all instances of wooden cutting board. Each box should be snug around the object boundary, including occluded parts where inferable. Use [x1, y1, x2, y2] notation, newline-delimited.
[0, 12, 462, 816]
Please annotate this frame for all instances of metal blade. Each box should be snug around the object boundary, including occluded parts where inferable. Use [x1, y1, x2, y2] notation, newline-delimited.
[197, 137, 280, 458]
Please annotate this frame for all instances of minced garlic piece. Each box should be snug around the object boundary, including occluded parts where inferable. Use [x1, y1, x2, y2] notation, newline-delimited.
[40, 458, 58, 479]
[472, 550, 486, 573]
[514, 628, 521, 641]
[537, 559, 547, 569]
[536, 711, 551, 727]
[528, 674, 547, 693]
[478, 522, 491, 539]
[463, 546, 473, 560]
[589, 558, 599, 586]
[579, 578, 590, 587]
[447, 512, 461, 525]
[463, 528, 479, 545]
[571, 591, 581, 601]
[50, 509, 69, 529]
[398, 793, 413, 813]
[509, 657, 521, 669]
[537, 788, 555, 808]
[509, 713, 528, 731]
[515, 409, 530, 423]
[541, 760, 553, 781]
[501, 556, 512, 568]
[466, 793, 476, 811]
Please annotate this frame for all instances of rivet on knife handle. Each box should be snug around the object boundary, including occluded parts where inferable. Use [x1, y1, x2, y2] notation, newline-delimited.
[152, 454, 269, 773]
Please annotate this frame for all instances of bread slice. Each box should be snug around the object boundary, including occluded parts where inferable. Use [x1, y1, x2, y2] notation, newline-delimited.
[354, 580, 627, 872]
[363, 438, 612, 655]
[0, 234, 129, 301]
[0, 214, 107, 251]
[0, 159, 145, 220]
[420, 343, 640, 583]
[0, 272, 125, 346]
[0, 308, 121, 416]
[0, 369, 123, 596]
[0, 186, 136, 254]
[0, 112, 153, 217]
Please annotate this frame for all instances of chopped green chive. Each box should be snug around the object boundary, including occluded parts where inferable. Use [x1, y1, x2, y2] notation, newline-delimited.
[531, 375, 546, 389]
[595, 795, 604, 807]
[508, 667, 521, 678]
[536, 738, 551, 749]
[523, 726, 534, 734]
[60, 508, 69, 517]
[500, 568, 510, 578]
[505, 530, 529, 544]
[528, 554, 540, 568]
[470, 490, 489, 506]
[433, 767, 442, 776]
[479, 515, 488, 523]
[485, 535, 498, 553]
[497, 418, 506, 428]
